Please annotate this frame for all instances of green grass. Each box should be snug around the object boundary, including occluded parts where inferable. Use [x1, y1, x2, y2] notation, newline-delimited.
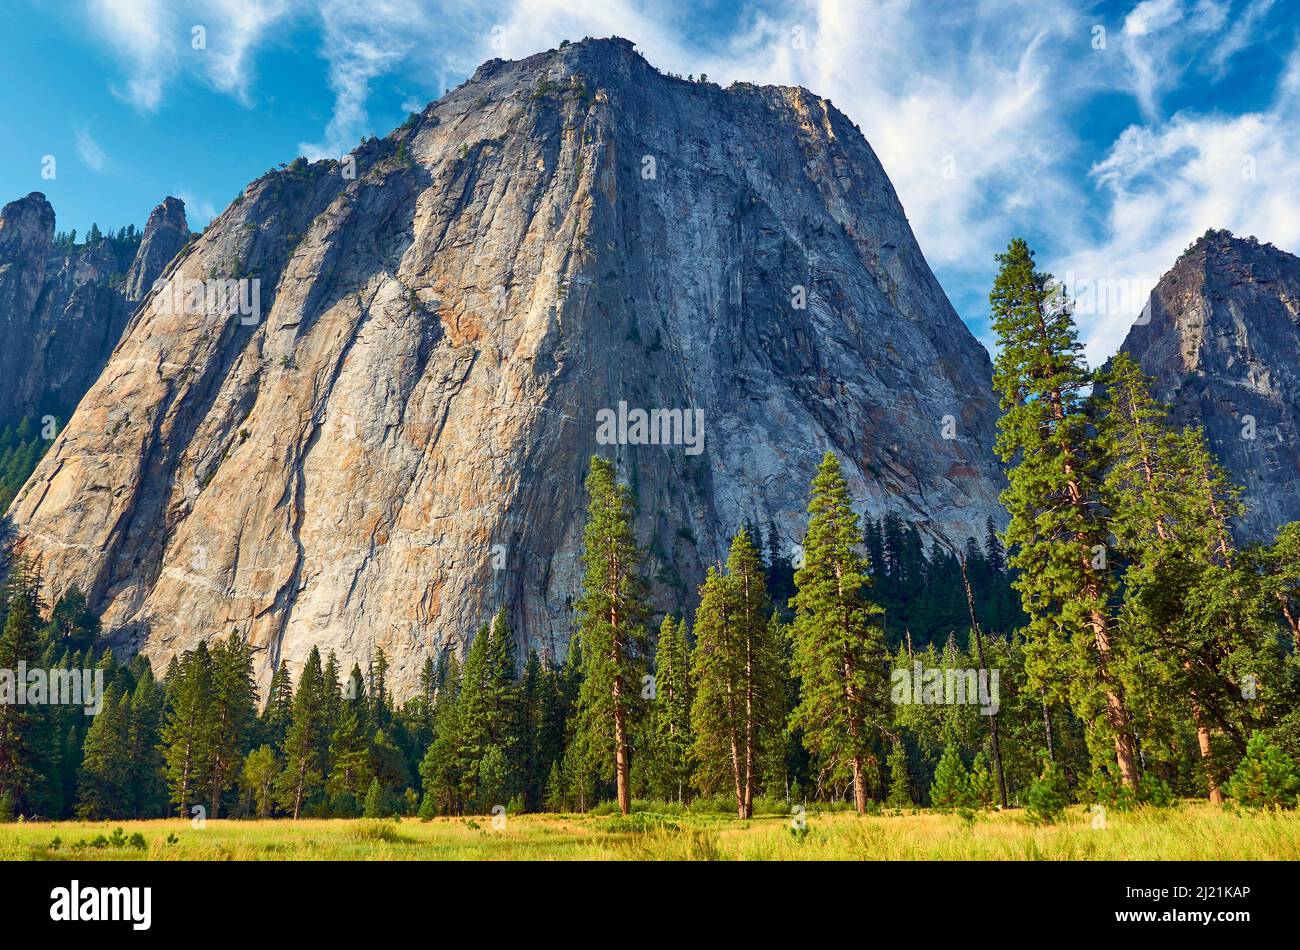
[1, 803, 1296, 861]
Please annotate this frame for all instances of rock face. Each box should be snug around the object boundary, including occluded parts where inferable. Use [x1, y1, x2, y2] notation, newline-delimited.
[9, 38, 1004, 697]
[1119, 230, 1300, 542]
[123, 197, 190, 305]
[0, 193, 189, 423]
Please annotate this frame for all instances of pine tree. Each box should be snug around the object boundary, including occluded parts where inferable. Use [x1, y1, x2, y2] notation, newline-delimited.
[0, 562, 45, 813]
[368, 647, 391, 728]
[989, 238, 1138, 788]
[76, 685, 132, 818]
[127, 666, 166, 817]
[1264, 522, 1300, 651]
[453, 614, 517, 806]
[326, 684, 374, 813]
[930, 743, 970, 810]
[788, 452, 889, 813]
[648, 616, 693, 803]
[969, 751, 996, 809]
[277, 647, 328, 819]
[161, 643, 216, 817]
[207, 633, 256, 817]
[362, 777, 386, 817]
[886, 740, 912, 807]
[690, 529, 785, 817]
[574, 456, 650, 814]
[1095, 354, 1286, 802]
[1224, 733, 1300, 809]
[262, 659, 294, 747]
[516, 650, 544, 809]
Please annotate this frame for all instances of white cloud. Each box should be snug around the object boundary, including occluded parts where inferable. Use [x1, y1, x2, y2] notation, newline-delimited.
[75, 125, 109, 172]
[83, 0, 294, 111]
[76, 0, 1295, 370]
[297, 0, 426, 160]
[200, 0, 296, 103]
[1058, 47, 1300, 364]
[87, 0, 174, 111]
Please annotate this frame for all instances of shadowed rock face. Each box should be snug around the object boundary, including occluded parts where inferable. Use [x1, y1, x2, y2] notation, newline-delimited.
[123, 197, 190, 305]
[9, 38, 1005, 697]
[0, 193, 188, 423]
[1119, 230, 1300, 542]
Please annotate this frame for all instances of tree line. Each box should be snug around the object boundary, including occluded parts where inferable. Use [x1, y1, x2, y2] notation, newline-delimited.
[1, 237, 1298, 821]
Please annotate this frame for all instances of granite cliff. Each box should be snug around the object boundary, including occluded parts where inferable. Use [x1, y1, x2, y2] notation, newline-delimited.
[9, 38, 1005, 696]
[1119, 230, 1300, 541]
[0, 193, 189, 423]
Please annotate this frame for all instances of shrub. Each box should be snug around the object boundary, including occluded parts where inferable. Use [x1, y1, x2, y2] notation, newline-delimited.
[362, 779, 385, 818]
[930, 744, 971, 811]
[969, 752, 996, 809]
[1224, 734, 1300, 809]
[1086, 770, 1137, 812]
[353, 820, 409, 843]
[1024, 760, 1071, 824]
[1137, 775, 1175, 809]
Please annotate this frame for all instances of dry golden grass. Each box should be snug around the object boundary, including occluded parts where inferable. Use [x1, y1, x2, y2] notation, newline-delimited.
[1, 803, 1295, 861]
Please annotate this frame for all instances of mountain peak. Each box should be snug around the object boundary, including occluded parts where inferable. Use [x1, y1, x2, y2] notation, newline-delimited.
[10, 42, 1004, 697]
[1121, 229, 1300, 540]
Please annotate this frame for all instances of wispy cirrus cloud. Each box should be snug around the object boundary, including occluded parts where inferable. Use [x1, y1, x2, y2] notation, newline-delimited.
[73, 0, 1297, 367]
[1061, 47, 1300, 363]
[74, 125, 109, 172]
[84, 0, 293, 111]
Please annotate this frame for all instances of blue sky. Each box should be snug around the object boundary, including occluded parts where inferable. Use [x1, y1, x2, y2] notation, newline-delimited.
[1, 0, 1295, 363]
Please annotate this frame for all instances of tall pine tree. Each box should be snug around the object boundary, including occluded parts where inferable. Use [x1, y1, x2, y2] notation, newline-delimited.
[788, 452, 889, 813]
[573, 456, 649, 814]
[990, 238, 1138, 788]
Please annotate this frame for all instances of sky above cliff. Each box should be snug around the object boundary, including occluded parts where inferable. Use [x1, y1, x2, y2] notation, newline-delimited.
[0, 0, 1294, 364]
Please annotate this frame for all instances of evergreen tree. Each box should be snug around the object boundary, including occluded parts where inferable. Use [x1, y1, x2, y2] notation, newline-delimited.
[76, 685, 132, 818]
[930, 743, 970, 811]
[690, 529, 784, 817]
[648, 615, 693, 803]
[262, 659, 294, 747]
[788, 452, 889, 813]
[1264, 522, 1300, 651]
[362, 777, 386, 817]
[0, 562, 45, 813]
[127, 666, 166, 817]
[326, 677, 374, 813]
[277, 647, 329, 818]
[1224, 734, 1299, 809]
[207, 633, 256, 817]
[886, 740, 912, 807]
[161, 643, 216, 817]
[573, 456, 650, 814]
[989, 238, 1138, 788]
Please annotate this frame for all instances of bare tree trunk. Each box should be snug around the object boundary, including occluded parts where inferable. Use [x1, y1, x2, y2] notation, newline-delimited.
[613, 671, 630, 815]
[1090, 604, 1140, 787]
[743, 635, 755, 820]
[1187, 679, 1222, 803]
[610, 548, 631, 816]
[851, 755, 868, 814]
[1280, 599, 1300, 654]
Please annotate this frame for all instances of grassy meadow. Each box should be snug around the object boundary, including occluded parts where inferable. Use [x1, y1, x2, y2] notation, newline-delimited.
[2, 803, 1297, 860]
